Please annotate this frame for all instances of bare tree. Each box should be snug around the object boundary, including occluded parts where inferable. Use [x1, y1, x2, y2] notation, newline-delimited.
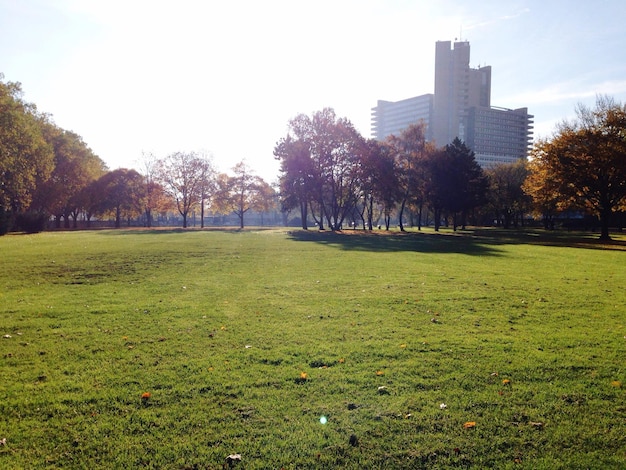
[212, 160, 269, 229]
[156, 151, 215, 228]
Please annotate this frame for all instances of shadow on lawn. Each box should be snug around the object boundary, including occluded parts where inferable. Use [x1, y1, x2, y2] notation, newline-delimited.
[287, 228, 626, 254]
[287, 229, 503, 256]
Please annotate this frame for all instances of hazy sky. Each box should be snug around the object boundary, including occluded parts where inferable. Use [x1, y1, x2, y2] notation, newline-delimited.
[2, 0, 626, 182]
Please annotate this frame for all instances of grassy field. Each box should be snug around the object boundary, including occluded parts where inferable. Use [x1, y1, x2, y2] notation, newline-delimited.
[0, 227, 625, 469]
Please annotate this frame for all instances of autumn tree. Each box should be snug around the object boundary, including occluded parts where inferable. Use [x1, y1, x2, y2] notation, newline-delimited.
[96, 168, 144, 228]
[31, 123, 106, 228]
[156, 151, 214, 228]
[522, 142, 564, 229]
[137, 152, 160, 227]
[386, 123, 432, 231]
[212, 161, 269, 229]
[276, 108, 364, 230]
[485, 160, 530, 228]
[0, 76, 54, 233]
[524, 96, 626, 240]
[425, 138, 488, 231]
[358, 139, 400, 230]
[274, 135, 314, 229]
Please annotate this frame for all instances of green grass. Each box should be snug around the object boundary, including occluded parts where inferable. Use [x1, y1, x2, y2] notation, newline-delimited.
[0, 227, 625, 469]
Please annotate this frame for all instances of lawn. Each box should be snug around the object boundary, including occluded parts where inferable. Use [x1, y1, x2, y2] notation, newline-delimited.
[0, 227, 625, 469]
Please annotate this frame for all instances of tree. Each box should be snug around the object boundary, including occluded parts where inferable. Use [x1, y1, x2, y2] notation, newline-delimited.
[425, 138, 488, 231]
[486, 160, 530, 228]
[96, 169, 144, 228]
[31, 123, 106, 228]
[212, 161, 268, 229]
[358, 139, 400, 230]
[276, 108, 364, 230]
[0, 76, 54, 231]
[525, 96, 626, 240]
[99, 168, 143, 228]
[274, 135, 314, 229]
[386, 123, 432, 231]
[522, 142, 564, 229]
[156, 151, 214, 228]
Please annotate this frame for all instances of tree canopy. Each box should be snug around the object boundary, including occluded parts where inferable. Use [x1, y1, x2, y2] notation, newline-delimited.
[524, 96, 626, 240]
[0, 77, 54, 227]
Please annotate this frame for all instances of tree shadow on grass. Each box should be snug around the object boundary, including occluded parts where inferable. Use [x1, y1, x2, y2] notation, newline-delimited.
[287, 229, 504, 256]
[287, 228, 626, 254]
[469, 227, 626, 252]
[96, 227, 272, 236]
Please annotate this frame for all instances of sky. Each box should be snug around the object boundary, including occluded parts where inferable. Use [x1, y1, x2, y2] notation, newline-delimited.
[2, 0, 626, 183]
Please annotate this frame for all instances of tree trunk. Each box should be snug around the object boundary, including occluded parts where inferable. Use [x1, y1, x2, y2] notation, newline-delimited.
[599, 207, 611, 241]
[398, 199, 407, 231]
[200, 197, 205, 228]
[114, 207, 121, 228]
[300, 200, 308, 229]
[417, 203, 423, 231]
[366, 197, 373, 230]
[434, 208, 441, 232]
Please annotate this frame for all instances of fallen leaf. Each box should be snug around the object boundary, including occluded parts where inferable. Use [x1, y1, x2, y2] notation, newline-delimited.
[502, 379, 511, 385]
[463, 421, 476, 429]
[376, 370, 384, 376]
[611, 380, 622, 388]
[225, 453, 241, 466]
[141, 392, 151, 400]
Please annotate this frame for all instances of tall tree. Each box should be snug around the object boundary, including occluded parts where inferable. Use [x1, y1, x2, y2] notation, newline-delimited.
[274, 135, 314, 229]
[522, 141, 564, 229]
[96, 169, 144, 228]
[32, 123, 106, 228]
[486, 160, 530, 228]
[156, 151, 214, 228]
[212, 161, 268, 229]
[386, 123, 432, 231]
[525, 96, 626, 240]
[358, 139, 400, 230]
[425, 138, 488, 231]
[0, 76, 54, 232]
[276, 108, 364, 230]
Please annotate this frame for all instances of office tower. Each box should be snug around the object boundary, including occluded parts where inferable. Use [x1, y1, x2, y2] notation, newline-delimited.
[371, 40, 533, 167]
[371, 94, 433, 141]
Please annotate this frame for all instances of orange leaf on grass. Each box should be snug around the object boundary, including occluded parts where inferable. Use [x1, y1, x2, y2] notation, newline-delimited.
[463, 421, 476, 429]
[141, 392, 151, 400]
[376, 370, 384, 376]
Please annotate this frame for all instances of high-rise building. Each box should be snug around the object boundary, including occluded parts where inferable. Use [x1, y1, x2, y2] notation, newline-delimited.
[371, 94, 433, 141]
[371, 40, 533, 167]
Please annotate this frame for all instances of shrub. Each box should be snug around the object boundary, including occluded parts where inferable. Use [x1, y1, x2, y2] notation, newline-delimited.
[15, 211, 48, 233]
